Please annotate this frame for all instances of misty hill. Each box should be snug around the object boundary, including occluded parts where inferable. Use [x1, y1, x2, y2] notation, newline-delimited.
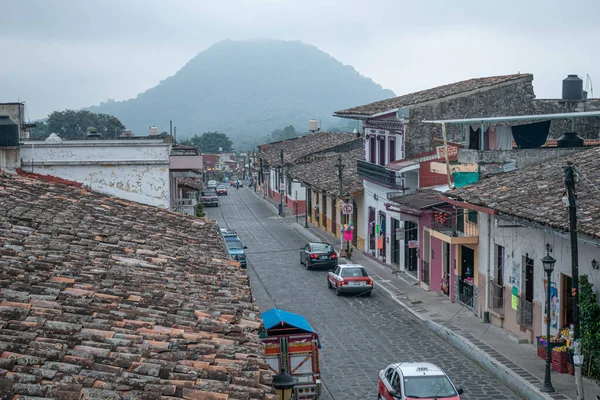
[88, 39, 395, 148]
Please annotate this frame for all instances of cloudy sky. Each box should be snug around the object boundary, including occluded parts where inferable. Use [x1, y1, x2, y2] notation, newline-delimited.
[2, 0, 599, 120]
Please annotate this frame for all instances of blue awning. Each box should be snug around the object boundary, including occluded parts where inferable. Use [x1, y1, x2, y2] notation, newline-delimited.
[261, 308, 316, 333]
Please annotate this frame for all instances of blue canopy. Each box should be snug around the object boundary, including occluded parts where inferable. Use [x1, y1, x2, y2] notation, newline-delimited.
[261, 308, 316, 333]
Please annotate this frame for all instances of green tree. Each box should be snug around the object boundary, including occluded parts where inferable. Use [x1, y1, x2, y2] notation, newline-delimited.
[31, 110, 125, 139]
[182, 131, 233, 153]
[270, 125, 297, 142]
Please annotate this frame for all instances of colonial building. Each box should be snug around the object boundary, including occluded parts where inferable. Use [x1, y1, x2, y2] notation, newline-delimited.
[19, 134, 171, 207]
[444, 146, 600, 343]
[169, 144, 204, 215]
[287, 147, 365, 250]
[257, 132, 359, 216]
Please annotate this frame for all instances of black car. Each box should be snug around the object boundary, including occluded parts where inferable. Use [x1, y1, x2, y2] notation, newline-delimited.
[300, 242, 338, 270]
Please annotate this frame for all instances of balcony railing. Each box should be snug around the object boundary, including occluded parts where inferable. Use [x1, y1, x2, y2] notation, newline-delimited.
[517, 297, 533, 329]
[174, 198, 197, 216]
[489, 280, 505, 312]
[357, 160, 401, 188]
[431, 210, 478, 237]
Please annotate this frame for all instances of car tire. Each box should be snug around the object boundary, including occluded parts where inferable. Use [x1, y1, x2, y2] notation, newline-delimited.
[335, 285, 341, 296]
[300, 255, 304, 266]
[327, 279, 332, 289]
[365, 290, 372, 297]
[306, 261, 311, 271]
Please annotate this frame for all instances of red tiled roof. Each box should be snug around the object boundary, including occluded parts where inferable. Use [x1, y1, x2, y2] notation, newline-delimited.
[0, 172, 277, 399]
[334, 74, 532, 117]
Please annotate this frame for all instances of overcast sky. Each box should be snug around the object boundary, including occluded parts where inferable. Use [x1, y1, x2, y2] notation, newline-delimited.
[2, 0, 599, 120]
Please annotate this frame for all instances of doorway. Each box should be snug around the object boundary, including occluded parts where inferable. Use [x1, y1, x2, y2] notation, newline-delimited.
[331, 198, 336, 235]
[405, 221, 418, 276]
[524, 256, 534, 303]
[442, 242, 450, 296]
[368, 207, 376, 256]
[391, 218, 400, 266]
[561, 274, 574, 329]
[459, 245, 475, 307]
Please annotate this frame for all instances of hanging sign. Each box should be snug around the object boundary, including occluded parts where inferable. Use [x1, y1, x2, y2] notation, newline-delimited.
[342, 203, 353, 215]
[408, 240, 419, 248]
[280, 183, 285, 192]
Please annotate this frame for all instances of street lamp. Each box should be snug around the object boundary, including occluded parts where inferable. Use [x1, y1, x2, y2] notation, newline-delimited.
[541, 246, 556, 393]
[272, 369, 295, 400]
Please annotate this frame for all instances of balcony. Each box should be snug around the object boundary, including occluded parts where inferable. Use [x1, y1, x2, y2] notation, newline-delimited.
[357, 160, 402, 189]
[174, 198, 197, 216]
[428, 209, 479, 244]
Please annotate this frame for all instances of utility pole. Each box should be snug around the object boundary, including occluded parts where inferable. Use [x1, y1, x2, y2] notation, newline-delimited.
[174, 126, 177, 144]
[170, 120, 172, 138]
[279, 149, 284, 217]
[563, 161, 584, 400]
[336, 153, 344, 253]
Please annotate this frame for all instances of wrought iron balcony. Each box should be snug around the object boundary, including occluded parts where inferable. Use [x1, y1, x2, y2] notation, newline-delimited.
[357, 160, 401, 188]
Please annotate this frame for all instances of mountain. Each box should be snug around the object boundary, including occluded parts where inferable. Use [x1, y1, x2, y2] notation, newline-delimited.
[88, 39, 395, 149]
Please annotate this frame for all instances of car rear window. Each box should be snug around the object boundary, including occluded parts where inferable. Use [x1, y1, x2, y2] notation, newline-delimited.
[341, 267, 368, 277]
[311, 244, 333, 252]
[226, 240, 244, 249]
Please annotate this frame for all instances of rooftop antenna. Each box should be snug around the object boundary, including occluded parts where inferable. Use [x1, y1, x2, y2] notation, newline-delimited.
[585, 74, 594, 99]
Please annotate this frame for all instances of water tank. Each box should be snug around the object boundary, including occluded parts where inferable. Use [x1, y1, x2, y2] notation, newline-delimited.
[149, 126, 159, 136]
[0, 115, 19, 147]
[308, 119, 319, 132]
[562, 74, 584, 100]
[557, 132, 584, 148]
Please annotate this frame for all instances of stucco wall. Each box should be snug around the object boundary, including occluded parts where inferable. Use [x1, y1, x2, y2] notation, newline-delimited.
[405, 77, 536, 157]
[20, 140, 171, 207]
[458, 147, 587, 168]
[479, 213, 600, 340]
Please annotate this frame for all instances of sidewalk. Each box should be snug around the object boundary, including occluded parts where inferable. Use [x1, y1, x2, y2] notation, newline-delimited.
[249, 187, 600, 400]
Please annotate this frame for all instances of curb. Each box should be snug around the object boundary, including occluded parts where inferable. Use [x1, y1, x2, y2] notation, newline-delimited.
[374, 283, 553, 400]
[291, 223, 323, 244]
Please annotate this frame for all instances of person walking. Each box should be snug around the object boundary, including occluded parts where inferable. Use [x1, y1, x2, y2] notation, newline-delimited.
[236, 181, 240, 190]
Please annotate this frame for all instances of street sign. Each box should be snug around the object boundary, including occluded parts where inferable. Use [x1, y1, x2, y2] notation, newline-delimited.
[342, 203, 353, 215]
[280, 183, 285, 192]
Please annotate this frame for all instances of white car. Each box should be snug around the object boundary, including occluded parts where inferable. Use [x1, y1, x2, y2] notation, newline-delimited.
[378, 362, 463, 400]
[327, 264, 373, 296]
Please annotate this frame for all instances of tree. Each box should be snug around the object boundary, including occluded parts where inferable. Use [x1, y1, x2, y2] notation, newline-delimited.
[182, 131, 233, 153]
[270, 125, 297, 142]
[30, 110, 125, 139]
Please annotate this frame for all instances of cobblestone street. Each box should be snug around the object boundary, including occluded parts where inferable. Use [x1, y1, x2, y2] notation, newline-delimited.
[206, 188, 521, 400]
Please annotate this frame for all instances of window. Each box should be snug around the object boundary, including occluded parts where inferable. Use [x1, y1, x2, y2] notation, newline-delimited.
[467, 209, 478, 224]
[311, 244, 333, 252]
[392, 372, 402, 394]
[341, 267, 369, 277]
[389, 137, 396, 163]
[369, 136, 376, 163]
[496, 244, 505, 285]
[379, 137, 386, 166]
[385, 368, 395, 382]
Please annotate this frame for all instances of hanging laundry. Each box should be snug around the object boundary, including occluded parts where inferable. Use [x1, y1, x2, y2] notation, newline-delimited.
[469, 125, 481, 150]
[484, 128, 490, 150]
[488, 126, 498, 150]
[511, 120, 551, 149]
[496, 126, 513, 150]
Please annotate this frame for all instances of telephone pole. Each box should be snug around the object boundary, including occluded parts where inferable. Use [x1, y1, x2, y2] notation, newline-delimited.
[336, 154, 344, 252]
[563, 161, 584, 400]
[279, 149, 284, 217]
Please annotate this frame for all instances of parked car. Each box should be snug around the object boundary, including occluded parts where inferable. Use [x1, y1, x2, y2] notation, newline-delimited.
[207, 180, 218, 190]
[216, 185, 228, 195]
[327, 264, 373, 296]
[199, 189, 219, 207]
[300, 242, 338, 270]
[224, 234, 247, 269]
[378, 362, 463, 400]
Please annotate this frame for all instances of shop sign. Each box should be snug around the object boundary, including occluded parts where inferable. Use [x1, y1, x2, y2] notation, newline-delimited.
[408, 240, 419, 248]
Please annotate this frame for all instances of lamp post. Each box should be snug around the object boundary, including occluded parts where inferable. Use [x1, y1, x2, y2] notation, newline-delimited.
[272, 369, 295, 400]
[541, 246, 556, 393]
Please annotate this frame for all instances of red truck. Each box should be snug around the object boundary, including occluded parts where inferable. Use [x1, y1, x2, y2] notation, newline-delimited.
[260, 308, 321, 400]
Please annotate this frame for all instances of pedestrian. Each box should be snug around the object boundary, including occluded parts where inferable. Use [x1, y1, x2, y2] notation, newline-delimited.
[236, 181, 240, 190]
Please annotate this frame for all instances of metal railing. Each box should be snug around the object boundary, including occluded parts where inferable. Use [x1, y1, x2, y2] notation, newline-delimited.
[517, 297, 533, 329]
[458, 280, 474, 308]
[489, 280, 504, 312]
[357, 160, 402, 188]
[431, 210, 478, 237]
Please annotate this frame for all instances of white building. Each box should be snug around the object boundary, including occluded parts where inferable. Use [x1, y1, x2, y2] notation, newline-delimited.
[20, 135, 171, 207]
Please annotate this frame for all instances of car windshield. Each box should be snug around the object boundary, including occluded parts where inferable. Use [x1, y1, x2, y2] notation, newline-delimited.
[311, 244, 333, 252]
[403, 375, 457, 398]
[202, 191, 216, 196]
[341, 267, 368, 277]
[226, 240, 244, 250]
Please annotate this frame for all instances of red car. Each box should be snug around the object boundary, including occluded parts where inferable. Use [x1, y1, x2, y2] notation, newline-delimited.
[327, 264, 373, 296]
[216, 185, 228, 195]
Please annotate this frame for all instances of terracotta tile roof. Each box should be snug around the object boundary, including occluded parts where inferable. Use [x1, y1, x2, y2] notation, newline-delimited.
[258, 132, 357, 167]
[287, 148, 364, 196]
[334, 74, 532, 117]
[444, 147, 600, 240]
[389, 189, 446, 210]
[0, 173, 277, 399]
[178, 177, 204, 190]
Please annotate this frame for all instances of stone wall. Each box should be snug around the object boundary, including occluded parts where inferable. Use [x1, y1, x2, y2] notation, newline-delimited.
[458, 147, 587, 168]
[533, 99, 600, 139]
[405, 77, 536, 157]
